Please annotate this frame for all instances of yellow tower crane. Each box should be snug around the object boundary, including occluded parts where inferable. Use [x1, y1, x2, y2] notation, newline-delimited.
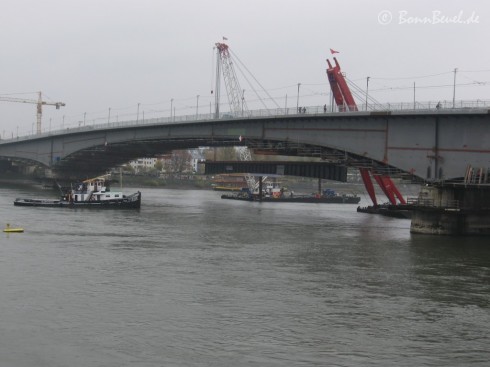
[0, 91, 65, 134]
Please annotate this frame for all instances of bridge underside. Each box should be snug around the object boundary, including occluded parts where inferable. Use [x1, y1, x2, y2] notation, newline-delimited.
[50, 137, 415, 181]
[0, 136, 420, 183]
[53, 138, 240, 177]
[203, 161, 348, 181]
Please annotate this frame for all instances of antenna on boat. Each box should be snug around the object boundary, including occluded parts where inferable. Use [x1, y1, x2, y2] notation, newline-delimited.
[55, 181, 64, 196]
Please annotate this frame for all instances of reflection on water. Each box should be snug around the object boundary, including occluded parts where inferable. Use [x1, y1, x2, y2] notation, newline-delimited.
[1, 185, 489, 366]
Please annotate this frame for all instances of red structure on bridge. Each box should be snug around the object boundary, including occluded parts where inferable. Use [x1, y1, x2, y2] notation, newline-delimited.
[326, 57, 358, 113]
[326, 56, 406, 206]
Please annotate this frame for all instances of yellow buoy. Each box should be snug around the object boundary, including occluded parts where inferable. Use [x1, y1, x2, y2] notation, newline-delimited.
[3, 223, 24, 233]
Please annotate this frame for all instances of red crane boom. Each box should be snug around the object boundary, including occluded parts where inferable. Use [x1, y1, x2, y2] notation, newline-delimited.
[325, 54, 405, 206]
[326, 58, 358, 112]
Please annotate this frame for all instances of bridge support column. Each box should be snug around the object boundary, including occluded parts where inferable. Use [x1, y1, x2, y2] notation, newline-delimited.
[410, 185, 490, 236]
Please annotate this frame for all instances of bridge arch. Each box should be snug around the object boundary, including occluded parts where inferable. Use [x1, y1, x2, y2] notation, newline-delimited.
[0, 110, 489, 181]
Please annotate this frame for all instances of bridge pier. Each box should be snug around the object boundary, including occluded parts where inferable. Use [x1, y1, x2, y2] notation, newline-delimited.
[410, 185, 490, 236]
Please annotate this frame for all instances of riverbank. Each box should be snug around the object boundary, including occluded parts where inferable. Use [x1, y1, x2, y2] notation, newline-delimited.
[0, 173, 213, 190]
[0, 172, 421, 198]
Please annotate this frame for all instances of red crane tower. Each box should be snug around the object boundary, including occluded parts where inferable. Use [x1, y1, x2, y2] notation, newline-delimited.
[325, 56, 405, 206]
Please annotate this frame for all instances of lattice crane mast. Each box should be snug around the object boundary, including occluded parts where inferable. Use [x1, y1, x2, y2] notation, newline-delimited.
[325, 55, 405, 206]
[214, 42, 249, 117]
[0, 91, 65, 134]
[214, 41, 259, 191]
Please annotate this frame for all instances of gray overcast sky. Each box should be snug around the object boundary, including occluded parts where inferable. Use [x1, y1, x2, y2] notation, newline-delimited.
[1, 0, 489, 136]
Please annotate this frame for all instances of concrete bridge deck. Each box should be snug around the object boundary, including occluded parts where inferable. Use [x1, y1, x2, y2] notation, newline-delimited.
[1, 105, 489, 183]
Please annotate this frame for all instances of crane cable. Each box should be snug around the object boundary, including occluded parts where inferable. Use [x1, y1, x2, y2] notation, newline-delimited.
[230, 49, 281, 110]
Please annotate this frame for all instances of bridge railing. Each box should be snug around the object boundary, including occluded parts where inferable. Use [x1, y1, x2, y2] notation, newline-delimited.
[1, 99, 490, 142]
[364, 99, 490, 112]
[73, 98, 490, 130]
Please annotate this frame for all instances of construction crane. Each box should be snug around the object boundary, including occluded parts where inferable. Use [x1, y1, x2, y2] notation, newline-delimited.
[214, 41, 260, 192]
[325, 55, 405, 206]
[326, 57, 358, 112]
[214, 42, 249, 118]
[0, 91, 65, 134]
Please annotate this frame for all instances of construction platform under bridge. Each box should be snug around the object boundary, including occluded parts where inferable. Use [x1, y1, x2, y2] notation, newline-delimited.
[203, 161, 348, 182]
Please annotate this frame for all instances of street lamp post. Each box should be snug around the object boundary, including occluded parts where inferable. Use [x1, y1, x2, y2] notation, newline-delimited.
[196, 95, 200, 119]
[365, 76, 370, 111]
[241, 89, 245, 116]
[137, 103, 140, 123]
[108, 108, 111, 123]
[453, 68, 458, 108]
[296, 83, 301, 113]
[413, 82, 416, 110]
[170, 99, 173, 121]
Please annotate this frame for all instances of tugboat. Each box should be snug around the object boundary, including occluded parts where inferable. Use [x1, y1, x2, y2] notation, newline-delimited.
[14, 175, 141, 209]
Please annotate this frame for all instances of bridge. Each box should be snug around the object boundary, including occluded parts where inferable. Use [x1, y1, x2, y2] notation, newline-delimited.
[0, 103, 488, 180]
[1, 104, 490, 235]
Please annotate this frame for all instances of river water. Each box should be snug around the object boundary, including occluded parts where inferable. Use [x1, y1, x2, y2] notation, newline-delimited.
[0, 182, 489, 367]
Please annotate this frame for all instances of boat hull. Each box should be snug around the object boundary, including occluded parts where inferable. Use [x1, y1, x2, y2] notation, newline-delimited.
[221, 194, 360, 204]
[3, 228, 24, 233]
[213, 186, 245, 192]
[357, 204, 412, 219]
[14, 192, 141, 209]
